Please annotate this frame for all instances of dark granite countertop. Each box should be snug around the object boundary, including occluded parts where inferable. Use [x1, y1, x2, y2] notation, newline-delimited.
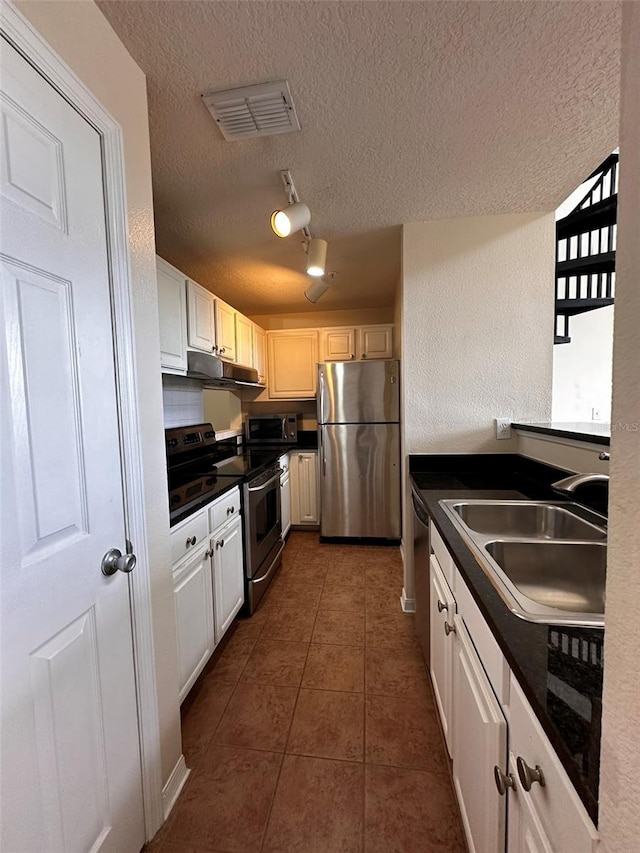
[512, 421, 611, 446]
[410, 454, 604, 823]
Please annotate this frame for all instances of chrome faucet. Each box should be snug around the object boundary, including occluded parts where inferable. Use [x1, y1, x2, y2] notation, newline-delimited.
[552, 472, 610, 494]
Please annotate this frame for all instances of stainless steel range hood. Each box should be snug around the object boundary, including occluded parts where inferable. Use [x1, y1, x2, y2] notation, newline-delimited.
[187, 351, 261, 387]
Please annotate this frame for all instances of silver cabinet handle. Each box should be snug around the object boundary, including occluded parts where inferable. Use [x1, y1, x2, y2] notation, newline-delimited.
[205, 548, 213, 559]
[226, 506, 235, 515]
[599, 451, 610, 461]
[215, 539, 224, 549]
[437, 600, 448, 613]
[444, 621, 456, 636]
[362, 353, 367, 358]
[101, 547, 137, 576]
[516, 757, 545, 791]
[493, 766, 515, 796]
[350, 353, 355, 359]
[185, 535, 197, 548]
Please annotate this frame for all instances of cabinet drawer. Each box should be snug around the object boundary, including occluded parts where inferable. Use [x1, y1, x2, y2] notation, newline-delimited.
[209, 486, 241, 532]
[171, 511, 209, 566]
[430, 520, 454, 587]
[454, 569, 509, 705]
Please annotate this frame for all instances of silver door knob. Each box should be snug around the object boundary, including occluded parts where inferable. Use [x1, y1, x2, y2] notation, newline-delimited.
[216, 539, 224, 549]
[362, 353, 367, 358]
[599, 451, 610, 461]
[493, 766, 515, 796]
[516, 756, 545, 791]
[437, 599, 448, 612]
[101, 548, 136, 576]
[185, 535, 197, 548]
[444, 621, 456, 636]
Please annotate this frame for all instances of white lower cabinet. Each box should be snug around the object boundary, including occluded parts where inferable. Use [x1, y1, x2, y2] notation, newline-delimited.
[173, 546, 215, 702]
[212, 514, 244, 641]
[290, 451, 319, 526]
[171, 487, 245, 703]
[506, 678, 599, 853]
[280, 453, 292, 538]
[429, 554, 456, 756]
[452, 614, 507, 853]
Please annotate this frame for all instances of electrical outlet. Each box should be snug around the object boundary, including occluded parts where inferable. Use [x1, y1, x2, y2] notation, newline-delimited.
[495, 418, 512, 440]
[592, 407, 602, 421]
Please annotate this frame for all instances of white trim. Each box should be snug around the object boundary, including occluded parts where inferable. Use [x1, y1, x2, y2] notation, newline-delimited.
[512, 427, 609, 453]
[400, 588, 416, 613]
[0, 2, 164, 840]
[162, 755, 191, 821]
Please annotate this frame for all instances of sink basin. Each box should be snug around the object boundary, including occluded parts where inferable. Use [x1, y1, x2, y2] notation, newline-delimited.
[451, 501, 606, 540]
[485, 540, 606, 615]
[438, 499, 607, 626]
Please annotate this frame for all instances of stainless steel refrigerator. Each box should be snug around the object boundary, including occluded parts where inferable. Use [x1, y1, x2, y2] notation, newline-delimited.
[317, 360, 401, 540]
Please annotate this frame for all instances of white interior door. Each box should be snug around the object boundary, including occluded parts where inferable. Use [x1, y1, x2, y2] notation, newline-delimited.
[0, 38, 144, 853]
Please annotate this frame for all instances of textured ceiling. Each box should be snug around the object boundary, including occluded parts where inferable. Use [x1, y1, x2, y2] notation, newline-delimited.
[98, 0, 621, 316]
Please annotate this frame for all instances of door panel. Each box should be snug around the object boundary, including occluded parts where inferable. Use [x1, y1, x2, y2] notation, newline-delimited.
[318, 360, 400, 424]
[320, 423, 400, 538]
[0, 38, 144, 853]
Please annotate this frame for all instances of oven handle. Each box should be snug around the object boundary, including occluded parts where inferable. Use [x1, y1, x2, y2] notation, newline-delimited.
[247, 469, 283, 493]
[251, 539, 285, 585]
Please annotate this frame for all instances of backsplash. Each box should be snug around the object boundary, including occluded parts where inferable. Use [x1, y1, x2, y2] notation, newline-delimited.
[162, 375, 203, 428]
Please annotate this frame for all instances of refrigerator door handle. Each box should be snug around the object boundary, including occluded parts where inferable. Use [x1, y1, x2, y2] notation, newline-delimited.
[319, 428, 326, 477]
[318, 367, 325, 425]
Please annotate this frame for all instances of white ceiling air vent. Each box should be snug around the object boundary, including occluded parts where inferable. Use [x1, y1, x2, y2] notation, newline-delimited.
[202, 80, 301, 141]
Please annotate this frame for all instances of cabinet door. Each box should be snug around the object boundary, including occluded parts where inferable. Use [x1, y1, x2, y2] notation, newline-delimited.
[157, 257, 188, 372]
[212, 516, 244, 642]
[215, 298, 236, 361]
[235, 312, 254, 367]
[453, 615, 507, 853]
[508, 677, 598, 853]
[173, 548, 215, 703]
[321, 328, 356, 362]
[291, 452, 319, 525]
[253, 325, 267, 384]
[267, 331, 319, 399]
[281, 472, 292, 538]
[186, 279, 215, 352]
[429, 555, 456, 757]
[357, 325, 393, 360]
[507, 754, 553, 853]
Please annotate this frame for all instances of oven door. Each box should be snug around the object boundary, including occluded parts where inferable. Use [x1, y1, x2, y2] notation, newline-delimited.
[244, 468, 282, 577]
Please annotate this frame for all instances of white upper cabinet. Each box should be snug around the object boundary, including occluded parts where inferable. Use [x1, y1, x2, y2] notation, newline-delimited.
[215, 298, 237, 361]
[253, 324, 267, 385]
[157, 256, 188, 372]
[320, 325, 393, 362]
[321, 328, 357, 361]
[235, 312, 254, 368]
[267, 330, 319, 399]
[357, 325, 393, 360]
[186, 279, 216, 353]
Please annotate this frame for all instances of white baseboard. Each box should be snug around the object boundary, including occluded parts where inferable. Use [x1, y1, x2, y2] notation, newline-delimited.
[162, 754, 190, 821]
[400, 588, 416, 613]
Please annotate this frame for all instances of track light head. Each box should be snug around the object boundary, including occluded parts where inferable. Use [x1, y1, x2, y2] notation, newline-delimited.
[306, 238, 328, 277]
[304, 278, 330, 303]
[270, 202, 311, 238]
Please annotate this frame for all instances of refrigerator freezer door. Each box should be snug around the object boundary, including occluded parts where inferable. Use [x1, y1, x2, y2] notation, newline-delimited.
[318, 360, 400, 424]
[320, 423, 400, 538]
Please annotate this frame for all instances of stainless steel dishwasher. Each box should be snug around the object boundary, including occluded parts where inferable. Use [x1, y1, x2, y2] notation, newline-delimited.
[412, 487, 431, 660]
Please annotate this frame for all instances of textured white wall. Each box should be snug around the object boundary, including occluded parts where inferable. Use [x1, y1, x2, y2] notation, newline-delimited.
[552, 305, 614, 422]
[402, 214, 554, 455]
[15, 0, 182, 787]
[400, 213, 554, 601]
[599, 5, 640, 850]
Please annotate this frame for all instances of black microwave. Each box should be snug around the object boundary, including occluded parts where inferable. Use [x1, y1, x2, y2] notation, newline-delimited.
[245, 413, 300, 445]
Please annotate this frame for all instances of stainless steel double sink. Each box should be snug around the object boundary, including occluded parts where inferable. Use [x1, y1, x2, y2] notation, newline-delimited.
[439, 500, 607, 627]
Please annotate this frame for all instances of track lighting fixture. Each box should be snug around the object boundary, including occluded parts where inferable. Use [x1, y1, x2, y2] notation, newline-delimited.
[271, 169, 332, 301]
[304, 278, 331, 303]
[306, 238, 328, 277]
[270, 202, 311, 238]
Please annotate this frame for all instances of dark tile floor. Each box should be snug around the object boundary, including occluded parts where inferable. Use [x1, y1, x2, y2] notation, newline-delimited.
[149, 532, 467, 853]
